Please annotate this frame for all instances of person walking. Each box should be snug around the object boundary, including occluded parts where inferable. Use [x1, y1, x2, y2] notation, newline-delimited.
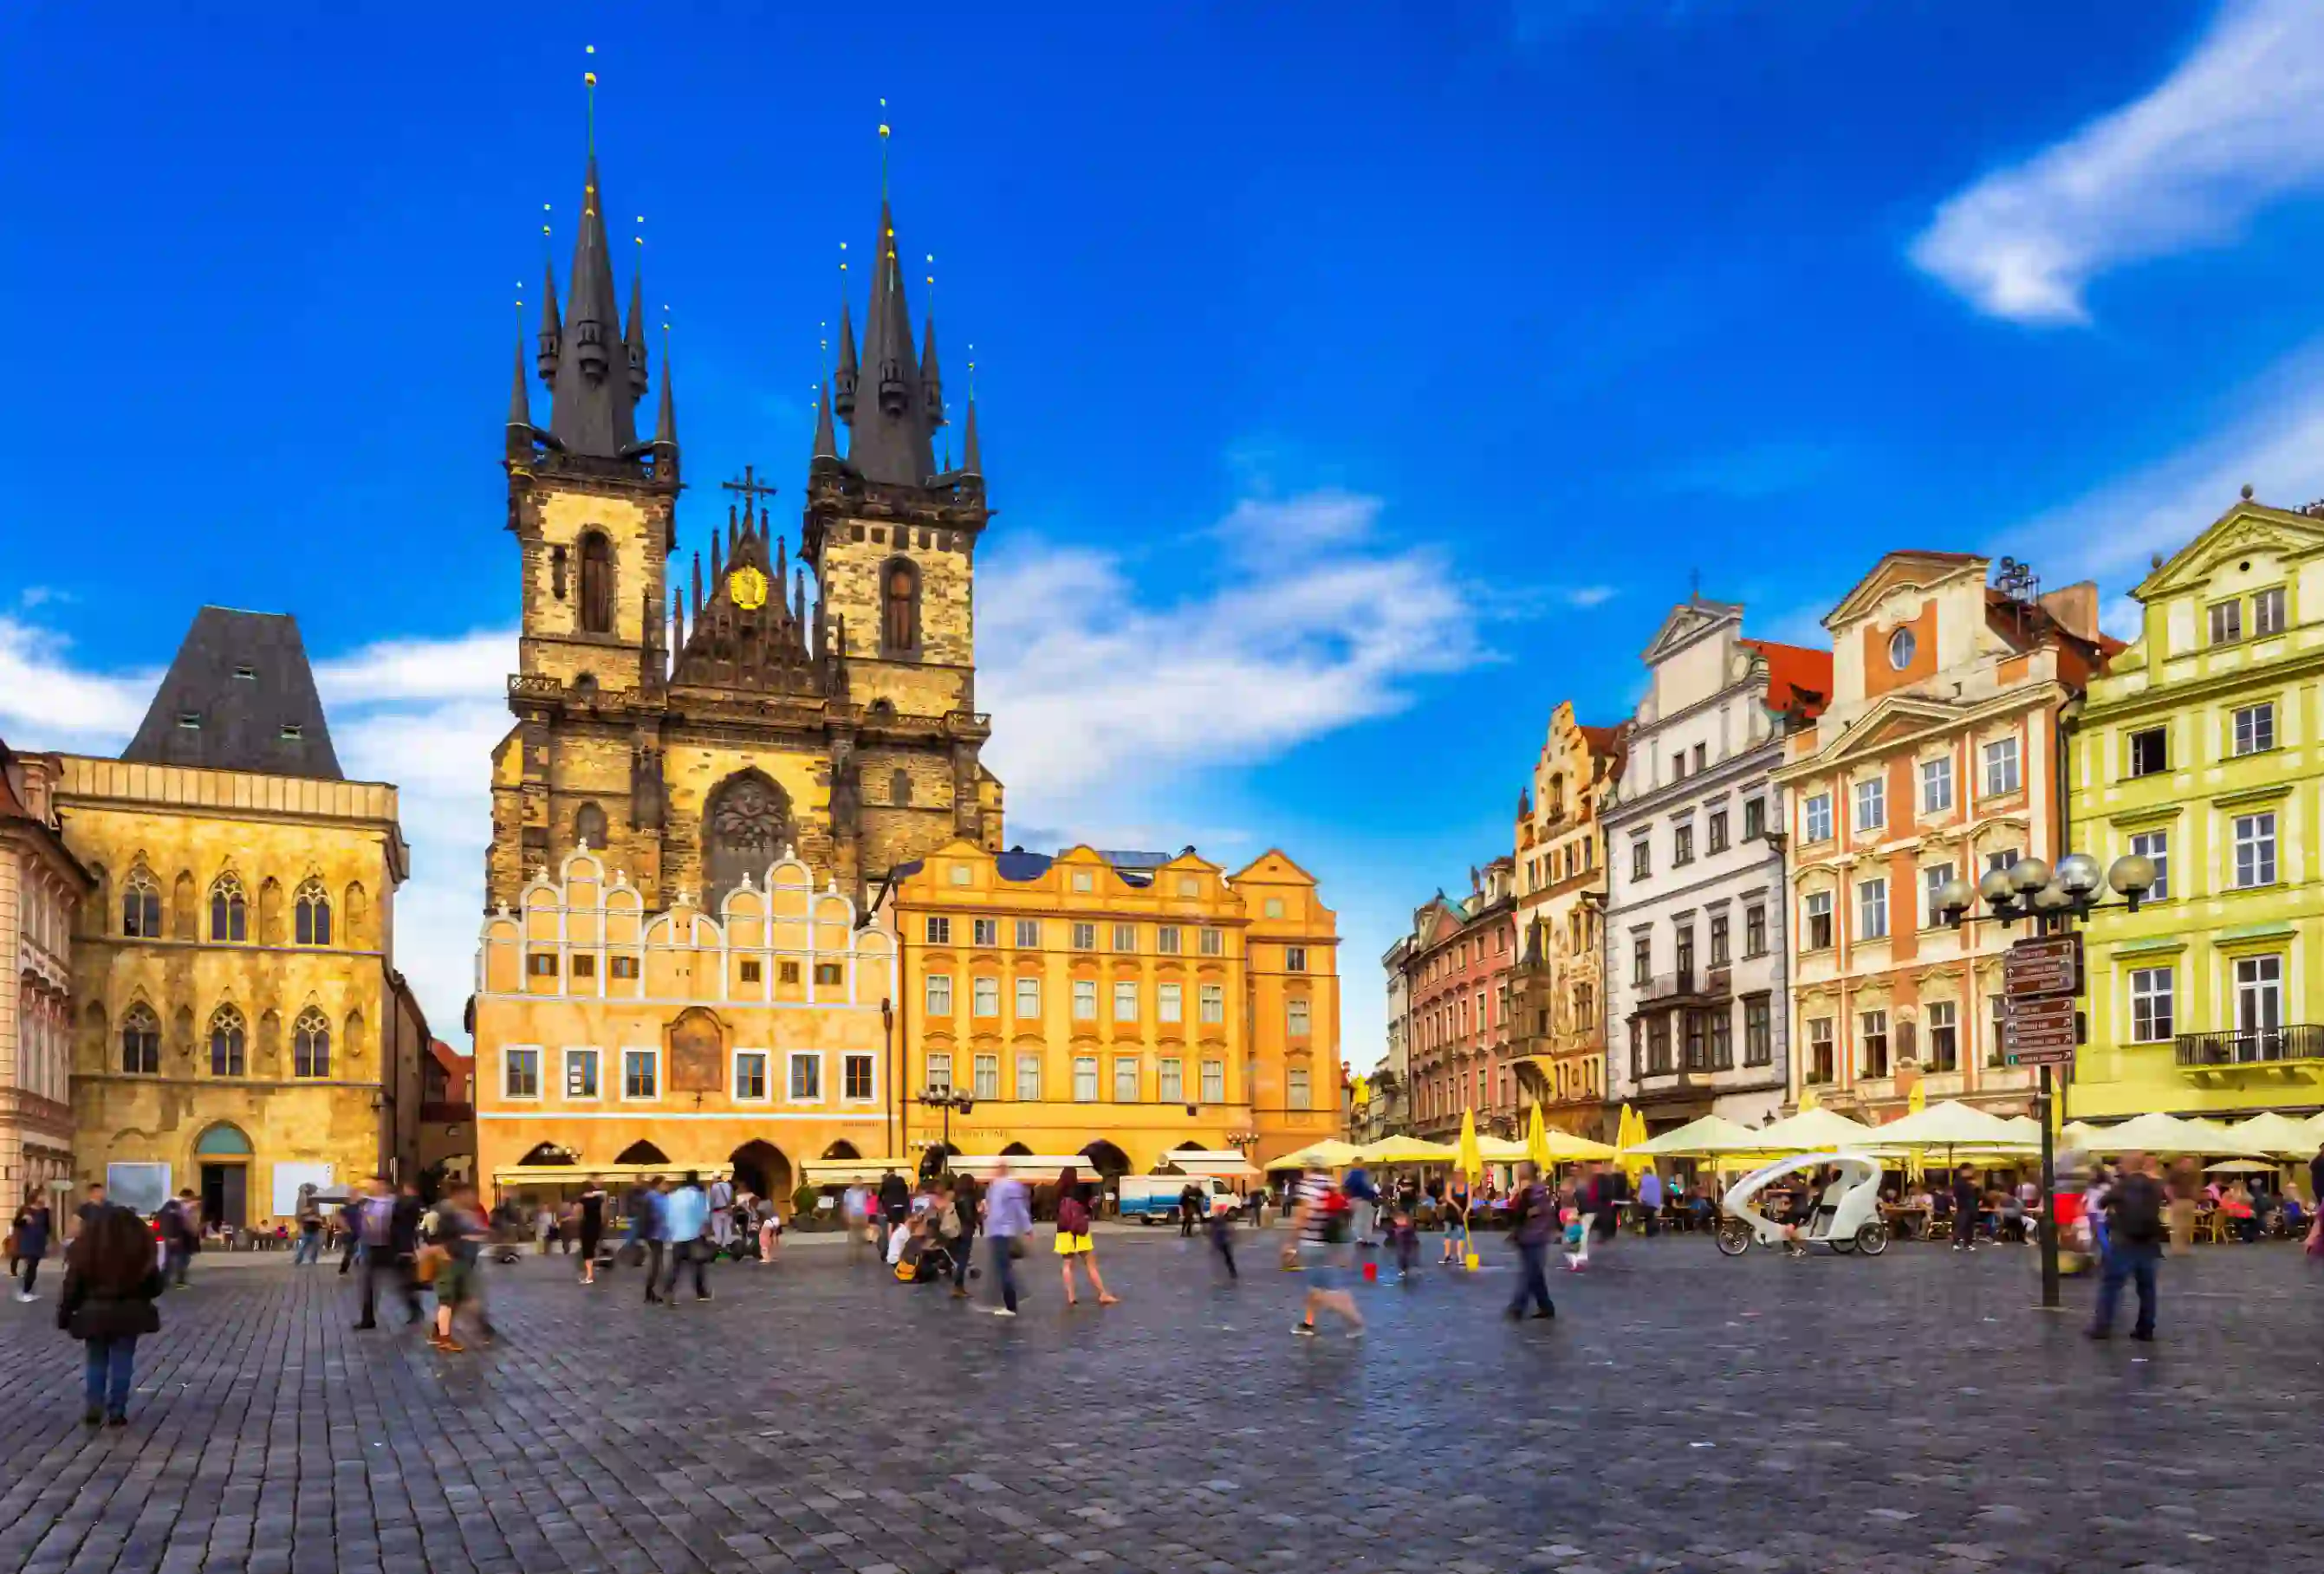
[949, 1173, 977, 1293]
[7, 1200, 29, 1279]
[293, 1192, 324, 1266]
[15, 1195, 51, 1301]
[386, 1181, 425, 1325]
[983, 1159, 1030, 1317]
[1178, 1181, 1204, 1240]
[1291, 1165, 1363, 1338]
[639, 1178, 672, 1303]
[1636, 1168, 1665, 1239]
[1950, 1164, 1982, 1252]
[1439, 1174, 1471, 1266]
[707, 1173, 737, 1260]
[351, 1176, 396, 1331]
[878, 1169, 911, 1234]
[1342, 1163, 1380, 1250]
[1504, 1162, 1557, 1321]
[1207, 1191, 1239, 1280]
[1565, 1164, 1599, 1270]
[1053, 1167, 1119, 1306]
[337, 1193, 365, 1276]
[2090, 1150, 2166, 1342]
[660, 1170, 711, 1304]
[576, 1177, 607, 1285]
[158, 1190, 198, 1287]
[57, 1202, 163, 1426]
[426, 1183, 491, 1353]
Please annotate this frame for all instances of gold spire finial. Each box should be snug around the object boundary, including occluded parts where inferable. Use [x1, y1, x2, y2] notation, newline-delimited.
[584, 45, 598, 159]
[878, 97, 891, 196]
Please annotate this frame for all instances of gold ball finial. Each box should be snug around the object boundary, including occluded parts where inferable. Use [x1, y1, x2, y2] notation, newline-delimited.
[879, 123, 891, 139]
[585, 71, 598, 87]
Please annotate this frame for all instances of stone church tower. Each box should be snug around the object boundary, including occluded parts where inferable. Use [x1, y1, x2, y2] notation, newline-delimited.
[487, 140, 1003, 916]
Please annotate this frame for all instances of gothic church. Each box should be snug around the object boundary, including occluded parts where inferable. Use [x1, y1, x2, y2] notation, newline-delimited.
[488, 139, 1003, 916]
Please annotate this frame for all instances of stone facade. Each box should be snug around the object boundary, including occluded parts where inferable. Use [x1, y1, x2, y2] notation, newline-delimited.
[55, 755, 426, 1224]
[2072, 496, 2324, 1120]
[889, 844, 1343, 1174]
[0, 744, 92, 1212]
[1772, 551, 2113, 1122]
[1507, 704, 1625, 1140]
[472, 848, 898, 1205]
[1602, 601, 1827, 1134]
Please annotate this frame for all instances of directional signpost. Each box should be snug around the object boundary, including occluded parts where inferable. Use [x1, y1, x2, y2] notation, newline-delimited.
[2004, 930, 2083, 1308]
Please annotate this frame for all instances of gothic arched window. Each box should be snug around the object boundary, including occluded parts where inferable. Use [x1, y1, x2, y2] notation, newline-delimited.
[120, 1004, 159, 1075]
[209, 1006, 247, 1077]
[121, 867, 161, 939]
[881, 558, 919, 654]
[703, 771, 793, 914]
[575, 801, 608, 852]
[293, 1007, 331, 1078]
[294, 878, 333, 946]
[209, 873, 247, 942]
[580, 531, 614, 634]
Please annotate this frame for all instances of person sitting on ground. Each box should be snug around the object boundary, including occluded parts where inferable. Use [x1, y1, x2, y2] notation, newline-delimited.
[886, 1214, 915, 1266]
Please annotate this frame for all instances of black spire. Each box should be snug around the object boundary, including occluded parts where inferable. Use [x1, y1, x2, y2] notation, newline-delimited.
[921, 314, 945, 431]
[960, 392, 982, 476]
[506, 339, 535, 462]
[652, 353, 679, 483]
[545, 153, 640, 460]
[833, 301, 858, 422]
[811, 379, 839, 466]
[625, 270, 650, 400]
[535, 264, 562, 385]
[846, 198, 936, 487]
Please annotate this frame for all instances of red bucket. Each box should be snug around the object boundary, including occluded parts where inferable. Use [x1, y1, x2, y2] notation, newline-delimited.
[1361, 1260, 1378, 1284]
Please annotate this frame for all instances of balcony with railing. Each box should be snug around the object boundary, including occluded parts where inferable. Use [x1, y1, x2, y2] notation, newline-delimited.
[2176, 1026, 2324, 1069]
[1634, 966, 1733, 1009]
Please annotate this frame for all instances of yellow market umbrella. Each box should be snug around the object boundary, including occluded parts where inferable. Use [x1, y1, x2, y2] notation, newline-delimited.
[2004, 1116, 2045, 1141]
[1904, 1082, 1928, 1182]
[1527, 1104, 1550, 1169]
[1455, 1108, 1483, 1179]
[1797, 1086, 1821, 1113]
[1266, 1139, 1362, 1171]
[2077, 1111, 2268, 1157]
[1537, 1124, 1619, 1163]
[1747, 1106, 1878, 1152]
[2232, 1111, 2321, 1158]
[1873, 1098, 2035, 1150]
[1616, 1104, 1652, 1182]
[1354, 1134, 1456, 1164]
[1627, 1114, 1762, 1157]
[1476, 1133, 1528, 1163]
[2204, 1158, 2277, 1175]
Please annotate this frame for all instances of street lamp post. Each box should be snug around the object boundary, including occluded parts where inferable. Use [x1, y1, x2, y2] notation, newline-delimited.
[1934, 850, 2156, 1310]
[916, 1088, 975, 1172]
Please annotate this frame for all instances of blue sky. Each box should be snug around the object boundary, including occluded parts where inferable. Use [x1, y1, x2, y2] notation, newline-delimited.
[9, 1, 2324, 1059]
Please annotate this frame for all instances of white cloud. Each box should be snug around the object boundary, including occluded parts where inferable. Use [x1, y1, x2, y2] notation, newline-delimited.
[1562, 585, 1618, 608]
[2008, 337, 2324, 585]
[0, 619, 153, 748]
[1912, 0, 2324, 324]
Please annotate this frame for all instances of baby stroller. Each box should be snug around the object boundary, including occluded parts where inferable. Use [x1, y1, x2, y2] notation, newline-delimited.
[893, 1233, 955, 1285]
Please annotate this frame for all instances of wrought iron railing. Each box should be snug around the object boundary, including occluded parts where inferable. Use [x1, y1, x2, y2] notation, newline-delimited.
[2175, 1026, 2324, 1066]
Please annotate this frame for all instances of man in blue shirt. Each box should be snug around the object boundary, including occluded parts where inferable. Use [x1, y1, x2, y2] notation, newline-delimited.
[659, 1172, 711, 1304]
[982, 1160, 1031, 1317]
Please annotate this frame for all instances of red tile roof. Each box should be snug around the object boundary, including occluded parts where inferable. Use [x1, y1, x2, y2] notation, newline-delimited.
[1739, 639, 1834, 719]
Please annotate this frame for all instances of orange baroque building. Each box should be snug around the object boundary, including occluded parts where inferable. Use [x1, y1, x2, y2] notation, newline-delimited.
[1772, 551, 2113, 1121]
[886, 843, 1341, 1176]
[471, 848, 899, 1204]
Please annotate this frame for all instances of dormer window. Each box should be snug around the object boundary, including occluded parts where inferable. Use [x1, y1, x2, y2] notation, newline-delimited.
[232, 664, 256, 681]
[280, 722, 302, 741]
[177, 712, 201, 730]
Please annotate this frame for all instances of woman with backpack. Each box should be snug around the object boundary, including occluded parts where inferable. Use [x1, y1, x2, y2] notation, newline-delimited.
[1053, 1167, 1118, 1306]
[57, 1203, 163, 1425]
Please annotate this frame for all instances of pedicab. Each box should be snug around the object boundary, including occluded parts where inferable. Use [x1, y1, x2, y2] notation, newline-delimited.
[1715, 1150, 1890, 1258]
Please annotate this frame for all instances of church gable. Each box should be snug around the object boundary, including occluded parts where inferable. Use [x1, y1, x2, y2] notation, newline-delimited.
[1825, 550, 1987, 632]
[1811, 693, 1964, 768]
[2133, 498, 2324, 600]
[1640, 599, 1742, 665]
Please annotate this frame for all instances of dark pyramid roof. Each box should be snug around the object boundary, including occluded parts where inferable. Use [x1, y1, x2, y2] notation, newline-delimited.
[121, 607, 343, 780]
[960, 394, 981, 476]
[546, 154, 641, 458]
[833, 300, 859, 419]
[847, 198, 937, 487]
[811, 379, 838, 463]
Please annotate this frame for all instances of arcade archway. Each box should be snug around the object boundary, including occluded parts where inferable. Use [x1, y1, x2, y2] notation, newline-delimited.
[730, 1140, 792, 1202]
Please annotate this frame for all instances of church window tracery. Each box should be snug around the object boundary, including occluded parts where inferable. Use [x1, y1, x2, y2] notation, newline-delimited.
[703, 772, 793, 914]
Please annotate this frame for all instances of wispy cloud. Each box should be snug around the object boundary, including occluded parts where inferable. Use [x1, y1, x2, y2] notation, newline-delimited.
[2008, 337, 2324, 586]
[17, 586, 71, 611]
[1912, 0, 2324, 324]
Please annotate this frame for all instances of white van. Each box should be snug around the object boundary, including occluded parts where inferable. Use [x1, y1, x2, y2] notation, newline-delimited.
[1117, 1174, 1237, 1223]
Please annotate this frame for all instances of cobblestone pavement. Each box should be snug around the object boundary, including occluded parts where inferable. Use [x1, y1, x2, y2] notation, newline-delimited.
[2, 1229, 2317, 1574]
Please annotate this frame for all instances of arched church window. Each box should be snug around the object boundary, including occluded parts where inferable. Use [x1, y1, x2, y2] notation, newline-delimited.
[575, 801, 608, 852]
[122, 868, 161, 939]
[294, 879, 332, 946]
[209, 1005, 247, 1077]
[293, 1007, 331, 1078]
[703, 772, 793, 915]
[580, 531, 614, 634]
[881, 559, 919, 653]
[120, 1005, 159, 1075]
[209, 873, 247, 942]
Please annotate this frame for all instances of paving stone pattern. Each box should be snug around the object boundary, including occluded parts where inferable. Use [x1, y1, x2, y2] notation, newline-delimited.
[0, 1230, 2317, 1574]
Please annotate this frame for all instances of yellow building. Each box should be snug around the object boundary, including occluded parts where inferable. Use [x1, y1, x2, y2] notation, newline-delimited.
[472, 848, 899, 1203]
[2073, 493, 2324, 1119]
[887, 844, 1342, 1176]
[56, 608, 429, 1226]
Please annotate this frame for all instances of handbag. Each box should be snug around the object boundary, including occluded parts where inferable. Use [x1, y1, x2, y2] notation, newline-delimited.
[1008, 1236, 1028, 1260]
[413, 1244, 445, 1285]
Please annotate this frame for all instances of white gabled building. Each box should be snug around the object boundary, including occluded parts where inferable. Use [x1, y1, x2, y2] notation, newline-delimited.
[1601, 599, 1831, 1134]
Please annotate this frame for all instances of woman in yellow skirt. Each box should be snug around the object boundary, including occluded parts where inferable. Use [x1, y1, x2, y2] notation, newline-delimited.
[1053, 1167, 1119, 1306]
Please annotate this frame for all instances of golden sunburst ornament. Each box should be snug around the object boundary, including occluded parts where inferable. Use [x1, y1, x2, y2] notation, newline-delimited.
[729, 565, 769, 612]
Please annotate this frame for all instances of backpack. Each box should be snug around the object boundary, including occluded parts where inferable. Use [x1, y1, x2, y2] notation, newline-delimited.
[1058, 1195, 1090, 1236]
[1317, 1186, 1352, 1244]
[2113, 1175, 2165, 1246]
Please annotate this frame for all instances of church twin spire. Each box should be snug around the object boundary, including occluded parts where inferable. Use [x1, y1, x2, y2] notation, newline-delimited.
[818, 194, 979, 489]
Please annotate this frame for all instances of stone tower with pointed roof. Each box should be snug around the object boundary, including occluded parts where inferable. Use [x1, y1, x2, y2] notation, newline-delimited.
[490, 125, 1002, 917]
